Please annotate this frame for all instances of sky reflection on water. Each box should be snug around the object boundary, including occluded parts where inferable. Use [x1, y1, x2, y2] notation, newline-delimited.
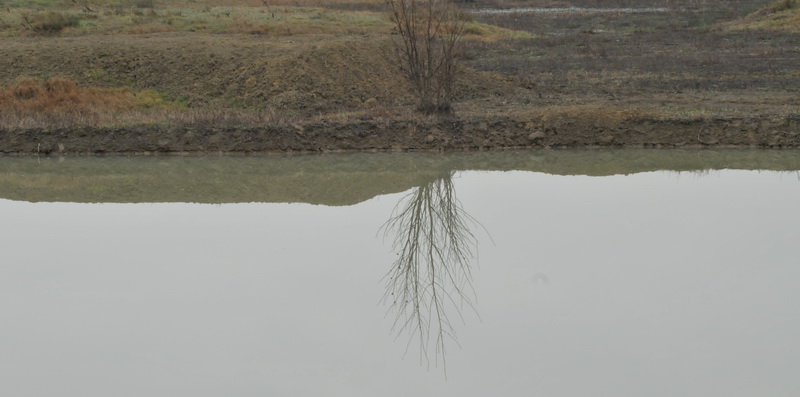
[1, 153, 799, 397]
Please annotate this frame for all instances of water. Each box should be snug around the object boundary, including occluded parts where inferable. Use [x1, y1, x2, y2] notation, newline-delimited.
[1, 151, 799, 397]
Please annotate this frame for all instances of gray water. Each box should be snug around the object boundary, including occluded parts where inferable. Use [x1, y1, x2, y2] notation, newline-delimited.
[1, 151, 799, 397]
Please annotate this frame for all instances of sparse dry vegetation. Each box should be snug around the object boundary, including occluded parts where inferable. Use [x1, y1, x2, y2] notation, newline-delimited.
[1, 0, 393, 36]
[722, 0, 800, 32]
[19, 11, 81, 35]
[0, 77, 166, 113]
[389, 0, 465, 114]
[0, 77, 184, 129]
[0, 0, 798, 151]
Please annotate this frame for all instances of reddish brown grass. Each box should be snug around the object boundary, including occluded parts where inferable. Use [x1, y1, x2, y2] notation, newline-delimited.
[0, 77, 143, 114]
[0, 77, 299, 129]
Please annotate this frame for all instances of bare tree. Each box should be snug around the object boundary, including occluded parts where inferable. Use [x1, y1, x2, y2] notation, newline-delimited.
[380, 172, 482, 371]
[387, 0, 465, 114]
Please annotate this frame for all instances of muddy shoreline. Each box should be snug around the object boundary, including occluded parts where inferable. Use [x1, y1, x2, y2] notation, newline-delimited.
[2, 115, 799, 156]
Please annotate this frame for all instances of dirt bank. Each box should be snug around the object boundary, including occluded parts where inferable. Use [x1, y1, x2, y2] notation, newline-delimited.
[3, 115, 799, 155]
[1, 0, 798, 154]
[0, 33, 513, 111]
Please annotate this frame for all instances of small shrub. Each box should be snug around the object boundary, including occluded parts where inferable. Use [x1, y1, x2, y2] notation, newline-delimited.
[22, 12, 81, 35]
[44, 77, 80, 96]
[388, 0, 465, 114]
[749, 0, 797, 17]
[778, 0, 797, 11]
[11, 78, 46, 100]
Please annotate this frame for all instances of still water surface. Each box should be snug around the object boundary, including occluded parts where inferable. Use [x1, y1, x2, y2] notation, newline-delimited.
[1, 151, 799, 396]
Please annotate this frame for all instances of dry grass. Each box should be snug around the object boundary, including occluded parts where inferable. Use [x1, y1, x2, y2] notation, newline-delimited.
[486, 103, 666, 126]
[19, 11, 81, 35]
[536, 104, 664, 125]
[1, 1, 390, 36]
[4, 0, 385, 9]
[0, 77, 179, 128]
[721, 0, 800, 32]
[1, 4, 388, 36]
[0, 105, 293, 130]
[459, 0, 798, 121]
[462, 21, 534, 41]
[0, 0, 528, 38]
[0, 77, 165, 113]
[2, 0, 795, 128]
[0, 77, 306, 129]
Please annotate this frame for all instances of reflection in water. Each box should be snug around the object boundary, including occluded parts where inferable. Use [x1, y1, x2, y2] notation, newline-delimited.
[381, 171, 483, 370]
[3, 150, 800, 204]
[2, 159, 800, 396]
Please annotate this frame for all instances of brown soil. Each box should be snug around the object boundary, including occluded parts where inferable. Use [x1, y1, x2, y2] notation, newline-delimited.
[3, 115, 799, 156]
[0, 33, 512, 111]
[1, 0, 799, 154]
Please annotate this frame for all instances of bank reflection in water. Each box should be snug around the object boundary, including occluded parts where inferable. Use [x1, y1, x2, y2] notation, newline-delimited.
[1, 152, 799, 396]
[381, 171, 485, 369]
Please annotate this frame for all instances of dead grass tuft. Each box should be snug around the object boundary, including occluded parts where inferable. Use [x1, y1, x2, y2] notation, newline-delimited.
[1, 77, 144, 113]
[721, 0, 800, 32]
[0, 77, 303, 129]
[0, 77, 186, 129]
[21, 11, 81, 35]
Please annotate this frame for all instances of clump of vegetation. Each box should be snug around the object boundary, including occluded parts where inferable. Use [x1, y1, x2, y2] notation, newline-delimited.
[388, 0, 465, 114]
[772, 0, 797, 11]
[0, 77, 171, 117]
[745, 0, 797, 17]
[21, 11, 81, 35]
[0, 0, 528, 39]
[0, 77, 220, 129]
[723, 0, 800, 32]
[132, 0, 157, 8]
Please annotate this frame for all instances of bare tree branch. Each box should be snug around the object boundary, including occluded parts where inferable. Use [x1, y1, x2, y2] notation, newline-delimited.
[387, 0, 465, 114]
[380, 172, 482, 372]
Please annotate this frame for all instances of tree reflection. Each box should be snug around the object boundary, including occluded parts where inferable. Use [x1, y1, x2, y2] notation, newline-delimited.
[381, 171, 483, 370]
